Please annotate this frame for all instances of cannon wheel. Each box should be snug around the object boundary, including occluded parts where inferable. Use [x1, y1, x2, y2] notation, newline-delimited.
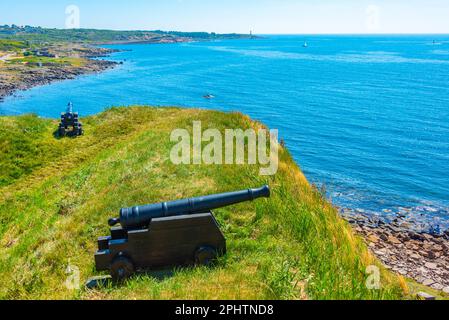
[110, 255, 134, 281]
[195, 246, 218, 266]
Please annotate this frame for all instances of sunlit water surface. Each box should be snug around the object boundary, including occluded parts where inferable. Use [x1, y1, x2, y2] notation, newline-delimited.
[1, 35, 449, 231]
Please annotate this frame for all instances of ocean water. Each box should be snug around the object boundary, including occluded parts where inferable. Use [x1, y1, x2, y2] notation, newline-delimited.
[1, 35, 449, 230]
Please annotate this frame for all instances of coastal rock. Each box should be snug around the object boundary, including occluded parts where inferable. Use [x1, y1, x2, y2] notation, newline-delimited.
[444, 230, 449, 239]
[408, 232, 425, 241]
[380, 233, 389, 242]
[387, 225, 401, 233]
[425, 262, 438, 270]
[409, 254, 421, 261]
[407, 242, 419, 251]
[347, 212, 449, 293]
[367, 234, 380, 243]
[398, 269, 407, 276]
[422, 279, 434, 286]
[417, 266, 428, 274]
[426, 251, 436, 260]
[431, 283, 444, 291]
[417, 292, 436, 301]
[375, 249, 388, 256]
[388, 236, 402, 245]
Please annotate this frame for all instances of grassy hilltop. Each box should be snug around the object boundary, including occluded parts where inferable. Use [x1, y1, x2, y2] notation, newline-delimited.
[0, 107, 407, 300]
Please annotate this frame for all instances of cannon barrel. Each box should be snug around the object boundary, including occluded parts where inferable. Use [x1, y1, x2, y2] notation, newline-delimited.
[109, 186, 270, 229]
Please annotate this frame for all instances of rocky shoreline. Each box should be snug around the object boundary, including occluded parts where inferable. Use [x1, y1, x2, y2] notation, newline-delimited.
[0, 46, 118, 101]
[342, 211, 449, 293]
[0, 33, 257, 102]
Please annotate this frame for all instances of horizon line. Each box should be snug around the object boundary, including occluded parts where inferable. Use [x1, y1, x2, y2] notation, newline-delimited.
[3, 25, 449, 36]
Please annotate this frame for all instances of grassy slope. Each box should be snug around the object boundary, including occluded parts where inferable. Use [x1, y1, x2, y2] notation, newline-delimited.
[0, 40, 29, 52]
[0, 41, 88, 68]
[0, 107, 407, 300]
[9, 56, 87, 67]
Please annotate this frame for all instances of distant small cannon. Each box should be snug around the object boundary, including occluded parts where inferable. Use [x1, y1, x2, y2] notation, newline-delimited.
[95, 186, 270, 280]
[58, 102, 83, 137]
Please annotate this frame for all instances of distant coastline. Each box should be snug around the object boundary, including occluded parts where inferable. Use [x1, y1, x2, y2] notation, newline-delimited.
[0, 45, 118, 101]
[0, 25, 256, 101]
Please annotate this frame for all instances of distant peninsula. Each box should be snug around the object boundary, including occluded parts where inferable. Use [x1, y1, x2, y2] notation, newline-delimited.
[0, 25, 257, 100]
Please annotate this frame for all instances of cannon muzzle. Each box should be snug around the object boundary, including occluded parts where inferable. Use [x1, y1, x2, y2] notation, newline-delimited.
[110, 185, 270, 230]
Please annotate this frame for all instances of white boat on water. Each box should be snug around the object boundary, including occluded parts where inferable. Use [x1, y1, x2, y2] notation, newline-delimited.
[303, 41, 308, 48]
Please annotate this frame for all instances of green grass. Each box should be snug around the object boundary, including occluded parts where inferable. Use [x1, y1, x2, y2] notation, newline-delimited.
[0, 40, 28, 52]
[9, 56, 86, 67]
[0, 107, 408, 300]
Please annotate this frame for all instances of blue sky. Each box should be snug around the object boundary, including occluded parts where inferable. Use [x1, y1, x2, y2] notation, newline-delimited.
[1, 0, 449, 34]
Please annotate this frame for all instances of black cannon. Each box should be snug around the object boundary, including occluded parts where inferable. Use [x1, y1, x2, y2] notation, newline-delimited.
[95, 186, 270, 280]
[58, 102, 83, 137]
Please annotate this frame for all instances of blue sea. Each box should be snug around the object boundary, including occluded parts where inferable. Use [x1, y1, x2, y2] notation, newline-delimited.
[1, 35, 449, 231]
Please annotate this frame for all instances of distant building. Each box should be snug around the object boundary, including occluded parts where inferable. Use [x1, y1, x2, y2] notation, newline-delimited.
[31, 49, 56, 58]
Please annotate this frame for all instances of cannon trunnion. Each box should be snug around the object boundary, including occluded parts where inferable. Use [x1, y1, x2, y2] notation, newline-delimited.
[95, 186, 270, 280]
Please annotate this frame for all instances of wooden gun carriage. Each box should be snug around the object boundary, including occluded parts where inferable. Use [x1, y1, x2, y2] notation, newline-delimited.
[95, 186, 270, 280]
